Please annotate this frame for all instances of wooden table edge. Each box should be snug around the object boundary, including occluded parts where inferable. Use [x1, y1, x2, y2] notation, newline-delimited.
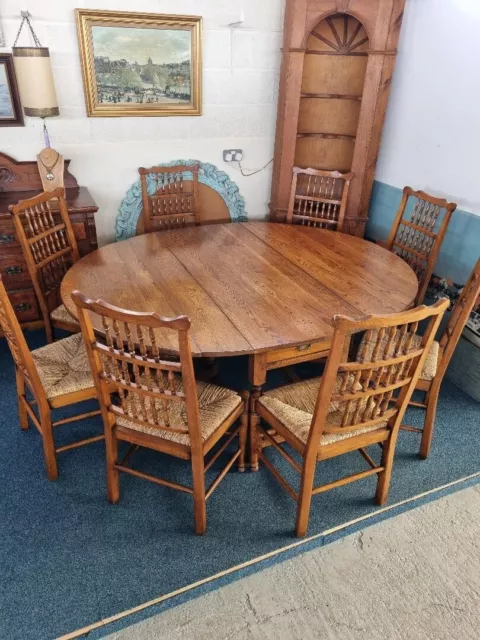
[61, 223, 419, 363]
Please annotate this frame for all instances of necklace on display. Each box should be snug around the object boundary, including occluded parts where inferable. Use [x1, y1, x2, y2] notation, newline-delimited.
[38, 151, 60, 181]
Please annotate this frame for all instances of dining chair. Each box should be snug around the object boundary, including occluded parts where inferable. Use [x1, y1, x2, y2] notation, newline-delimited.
[9, 187, 80, 343]
[251, 299, 449, 537]
[401, 258, 480, 458]
[386, 187, 457, 305]
[72, 291, 248, 535]
[286, 167, 354, 232]
[139, 164, 200, 233]
[0, 275, 103, 481]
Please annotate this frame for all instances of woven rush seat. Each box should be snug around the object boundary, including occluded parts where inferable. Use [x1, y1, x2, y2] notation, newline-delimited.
[31, 333, 94, 399]
[116, 378, 243, 446]
[358, 331, 440, 382]
[258, 376, 386, 447]
[50, 304, 78, 326]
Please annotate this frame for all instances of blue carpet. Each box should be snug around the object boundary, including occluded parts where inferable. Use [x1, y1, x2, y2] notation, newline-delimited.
[0, 331, 479, 640]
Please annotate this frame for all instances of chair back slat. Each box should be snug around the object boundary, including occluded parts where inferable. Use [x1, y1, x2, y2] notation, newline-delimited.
[72, 293, 203, 449]
[386, 187, 457, 304]
[0, 276, 46, 403]
[139, 164, 200, 233]
[306, 300, 449, 450]
[437, 259, 480, 375]
[286, 167, 353, 232]
[9, 188, 79, 318]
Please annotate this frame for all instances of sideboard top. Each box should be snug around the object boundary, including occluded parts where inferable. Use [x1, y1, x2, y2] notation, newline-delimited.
[0, 151, 78, 193]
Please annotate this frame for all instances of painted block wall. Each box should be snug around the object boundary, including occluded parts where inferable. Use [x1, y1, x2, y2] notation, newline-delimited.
[375, 0, 480, 217]
[0, 0, 284, 245]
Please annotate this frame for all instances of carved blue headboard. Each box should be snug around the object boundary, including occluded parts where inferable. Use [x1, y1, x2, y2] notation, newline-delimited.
[115, 159, 247, 241]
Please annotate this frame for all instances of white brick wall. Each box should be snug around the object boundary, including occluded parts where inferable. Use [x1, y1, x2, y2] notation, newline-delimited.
[0, 0, 284, 244]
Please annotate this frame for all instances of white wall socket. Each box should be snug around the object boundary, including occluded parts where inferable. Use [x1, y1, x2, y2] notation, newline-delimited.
[223, 149, 243, 162]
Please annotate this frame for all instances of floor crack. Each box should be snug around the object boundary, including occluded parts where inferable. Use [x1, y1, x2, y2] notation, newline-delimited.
[245, 592, 309, 625]
[335, 620, 366, 632]
[355, 530, 365, 551]
[428, 602, 467, 613]
[245, 592, 261, 622]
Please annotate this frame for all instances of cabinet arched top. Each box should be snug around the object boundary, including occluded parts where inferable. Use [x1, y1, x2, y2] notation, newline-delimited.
[302, 12, 370, 53]
[303, 11, 371, 50]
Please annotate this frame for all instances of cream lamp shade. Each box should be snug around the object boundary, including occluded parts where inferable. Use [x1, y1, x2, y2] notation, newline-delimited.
[12, 47, 59, 118]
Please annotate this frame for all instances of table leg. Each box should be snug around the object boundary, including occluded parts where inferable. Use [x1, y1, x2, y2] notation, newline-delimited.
[198, 357, 219, 382]
[248, 353, 267, 471]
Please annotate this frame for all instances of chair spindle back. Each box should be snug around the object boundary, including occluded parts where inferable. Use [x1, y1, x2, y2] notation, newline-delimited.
[139, 164, 200, 233]
[386, 187, 457, 304]
[437, 258, 480, 375]
[0, 276, 46, 403]
[306, 300, 449, 453]
[286, 167, 353, 232]
[72, 293, 203, 449]
[9, 188, 79, 315]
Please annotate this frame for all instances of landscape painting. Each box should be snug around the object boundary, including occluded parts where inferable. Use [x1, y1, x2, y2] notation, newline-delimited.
[76, 10, 202, 117]
[0, 54, 24, 127]
[0, 64, 14, 118]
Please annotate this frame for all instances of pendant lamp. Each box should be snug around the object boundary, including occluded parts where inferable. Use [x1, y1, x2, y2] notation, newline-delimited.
[12, 12, 59, 132]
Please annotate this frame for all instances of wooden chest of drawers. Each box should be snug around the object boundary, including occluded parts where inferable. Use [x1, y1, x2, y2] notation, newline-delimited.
[0, 152, 98, 329]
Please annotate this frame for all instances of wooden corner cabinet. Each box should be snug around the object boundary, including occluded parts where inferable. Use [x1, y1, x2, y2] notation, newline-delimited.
[270, 0, 407, 236]
[0, 152, 98, 329]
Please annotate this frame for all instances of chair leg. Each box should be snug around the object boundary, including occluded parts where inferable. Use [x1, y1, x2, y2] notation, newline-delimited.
[105, 425, 120, 504]
[296, 458, 317, 537]
[419, 384, 440, 459]
[15, 369, 29, 430]
[40, 409, 58, 481]
[375, 434, 398, 506]
[238, 397, 248, 472]
[44, 318, 54, 344]
[191, 453, 207, 535]
[249, 411, 260, 471]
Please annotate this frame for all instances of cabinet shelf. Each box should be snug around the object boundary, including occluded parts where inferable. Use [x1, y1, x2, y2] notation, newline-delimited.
[300, 93, 362, 101]
[305, 49, 368, 57]
[296, 133, 356, 140]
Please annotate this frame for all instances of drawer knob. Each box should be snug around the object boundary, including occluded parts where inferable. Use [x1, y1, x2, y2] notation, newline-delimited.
[14, 303, 32, 312]
[5, 266, 23, 275]
[0, 233, 15, 245]
[297, 343, 312, 351]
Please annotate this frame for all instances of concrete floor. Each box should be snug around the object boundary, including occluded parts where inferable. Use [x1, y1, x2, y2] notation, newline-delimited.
[104, 485, 480, 640]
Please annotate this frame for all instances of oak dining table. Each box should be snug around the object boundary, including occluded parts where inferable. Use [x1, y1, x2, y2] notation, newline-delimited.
[61, 221, 419, 416]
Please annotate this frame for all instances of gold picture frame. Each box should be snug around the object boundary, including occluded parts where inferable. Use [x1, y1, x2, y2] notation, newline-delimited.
[75, 9, 202, 117]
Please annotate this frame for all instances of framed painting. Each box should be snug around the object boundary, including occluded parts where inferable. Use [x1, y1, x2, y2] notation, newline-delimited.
[75, 9, 202, 117]
[0, 54, 24, 127]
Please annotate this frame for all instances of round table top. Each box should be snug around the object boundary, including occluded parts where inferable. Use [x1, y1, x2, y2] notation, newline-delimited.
[61, 222, 419, 358]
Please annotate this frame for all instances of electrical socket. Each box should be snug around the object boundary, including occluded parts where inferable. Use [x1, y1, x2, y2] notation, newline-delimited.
[223, 149, 243, 163]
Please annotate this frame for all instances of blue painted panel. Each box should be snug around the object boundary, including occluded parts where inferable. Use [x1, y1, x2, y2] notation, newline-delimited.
[367, 181, 480, 284]
[115, 160, 247, 242]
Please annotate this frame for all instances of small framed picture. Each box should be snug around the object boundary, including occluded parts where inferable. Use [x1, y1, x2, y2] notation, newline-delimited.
[76, 9, 202, 117]
[0, 54, 24, 127]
